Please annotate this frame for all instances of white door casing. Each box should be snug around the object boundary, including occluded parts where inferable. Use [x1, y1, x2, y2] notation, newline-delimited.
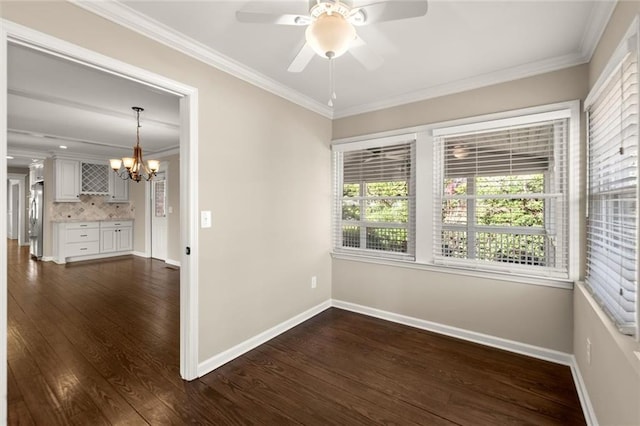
[0, 19, 201, 425]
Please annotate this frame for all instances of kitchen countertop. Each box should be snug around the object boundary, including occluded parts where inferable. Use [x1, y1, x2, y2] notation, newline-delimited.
[50, 218, 135, 223]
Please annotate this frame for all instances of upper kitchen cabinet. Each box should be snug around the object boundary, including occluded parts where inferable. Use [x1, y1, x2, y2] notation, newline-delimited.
[29, 161, 44, 187]
[108, 172, 129, 203]
[53, 157, 130, 202]
[53, 158, 80, 202]
[81, 162, 110, 195]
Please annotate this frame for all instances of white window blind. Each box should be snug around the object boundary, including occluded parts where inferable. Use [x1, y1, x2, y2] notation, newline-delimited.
[433, 118, 569, 278]
[333, 138, 416, 260]
[585, 31, 639, 337]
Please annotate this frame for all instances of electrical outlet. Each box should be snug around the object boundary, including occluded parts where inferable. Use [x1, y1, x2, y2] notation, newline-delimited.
[311, 276, 317, 289]
[586, 338, 592, 365]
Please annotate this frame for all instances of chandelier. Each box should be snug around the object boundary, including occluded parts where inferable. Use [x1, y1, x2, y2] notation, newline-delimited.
[110, 106, 159, 182]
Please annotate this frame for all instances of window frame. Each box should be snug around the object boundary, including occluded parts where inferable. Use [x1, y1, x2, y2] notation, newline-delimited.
[584, 16, 639, 339]
[432, 114, 572, 279]
[332, 134, 417, 261]
[331, 100, 581, 289]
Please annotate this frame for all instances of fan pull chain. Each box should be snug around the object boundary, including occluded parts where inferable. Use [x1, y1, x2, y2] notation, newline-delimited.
[328, 56, 337, 107]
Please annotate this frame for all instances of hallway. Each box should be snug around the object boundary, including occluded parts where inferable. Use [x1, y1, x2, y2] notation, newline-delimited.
[7, 240, 181, 424]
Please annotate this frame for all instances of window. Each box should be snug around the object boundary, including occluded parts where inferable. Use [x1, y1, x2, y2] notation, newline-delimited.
[585, 22, 638, 337]
[333, 135, 416, 260]
[433, 118, 570, 278]
[331, 102, 578, 284]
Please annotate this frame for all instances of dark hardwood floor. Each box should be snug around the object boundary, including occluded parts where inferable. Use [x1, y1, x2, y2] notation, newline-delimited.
[7, 239, 585, 425]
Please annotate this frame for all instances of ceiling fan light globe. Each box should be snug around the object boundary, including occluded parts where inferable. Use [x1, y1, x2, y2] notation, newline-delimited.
[305, 13, 355, 59]
[452, 146, 470, 159]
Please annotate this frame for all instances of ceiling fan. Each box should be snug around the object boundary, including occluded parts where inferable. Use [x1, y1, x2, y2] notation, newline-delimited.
[236, 0, 429, 73]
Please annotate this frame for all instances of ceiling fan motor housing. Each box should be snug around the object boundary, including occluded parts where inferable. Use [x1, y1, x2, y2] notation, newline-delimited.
[309, 0, 353, 18]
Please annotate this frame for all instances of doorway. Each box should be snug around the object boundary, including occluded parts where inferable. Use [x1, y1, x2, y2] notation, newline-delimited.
[7, 181, 18, 240]
[151, 169, 168, 261]
[1, 20, 200, 422]
[6, 173, 26, 247]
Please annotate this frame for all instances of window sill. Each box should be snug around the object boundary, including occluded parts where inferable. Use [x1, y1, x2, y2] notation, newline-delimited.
[330, 252, 575, 290]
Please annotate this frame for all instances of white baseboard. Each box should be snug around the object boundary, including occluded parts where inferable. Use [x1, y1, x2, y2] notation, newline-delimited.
[165, 258, 181, 267]
[195, 297, 595, 425]
[41, 256, 55, 262]
[569, 356, 598, 426]
[132, 251, 150, 258]
[331, 299, 596, 424]
[331, 299, 573, 365]
[197, 300, 332, 377]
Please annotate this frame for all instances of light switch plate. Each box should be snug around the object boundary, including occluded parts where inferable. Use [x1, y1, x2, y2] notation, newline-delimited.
[201, 210, 212, 228]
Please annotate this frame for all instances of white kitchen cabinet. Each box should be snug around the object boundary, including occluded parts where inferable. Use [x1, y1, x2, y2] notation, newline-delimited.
[54, 159, 80, 202]
[108, 173, 129, 202]
[29, 162, 44, 187]
[53, 220, 134, 263]
[100, 221, 133, 253]
[81, 162, 110, 195]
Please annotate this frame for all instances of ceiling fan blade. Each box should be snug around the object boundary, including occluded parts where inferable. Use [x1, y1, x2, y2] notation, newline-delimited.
[235, 10, 311, 26]
[354, 1, 428, 25]
[288, 43, 316, 72]
[349, 36, 384, 70]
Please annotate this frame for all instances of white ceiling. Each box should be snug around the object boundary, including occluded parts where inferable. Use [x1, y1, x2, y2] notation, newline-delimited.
[78, 0, 616, 118]
[7, 43, 180, 168]
[7, 1, 616, 168]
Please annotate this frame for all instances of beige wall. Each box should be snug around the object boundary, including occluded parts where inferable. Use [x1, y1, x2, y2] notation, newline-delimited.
[574, 3, 640, 425]
[588, 1, 640, 88]
[574, 284, 640, 425]
[333, 260, 574, 352]
[332, 65, 588, 353]
[333, 65, 588, 140]
[1, 1, 332, 362]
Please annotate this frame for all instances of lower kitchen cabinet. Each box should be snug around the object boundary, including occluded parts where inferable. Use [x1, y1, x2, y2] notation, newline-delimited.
[100, 221, 133, 253]
[53, 220, 133, 264]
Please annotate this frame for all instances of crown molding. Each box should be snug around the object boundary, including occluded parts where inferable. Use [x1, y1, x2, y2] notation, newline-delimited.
[579, 0, 618, 60]
[150, 147, 180, 159]
[332, 51, 589, 119]
[8, 128, 134, 152]
[8, 88, 179, 130]
[5, 148, 48, 161]
[70, 0, 615, 121]
[70, 0, 333, 119]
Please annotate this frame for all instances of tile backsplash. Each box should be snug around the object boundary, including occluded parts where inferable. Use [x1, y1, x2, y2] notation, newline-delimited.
[50, 195, 135, 221]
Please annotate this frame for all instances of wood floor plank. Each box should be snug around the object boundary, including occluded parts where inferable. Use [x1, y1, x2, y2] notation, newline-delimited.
[7, 239, 586, 425]
[308, 310, 584, 423]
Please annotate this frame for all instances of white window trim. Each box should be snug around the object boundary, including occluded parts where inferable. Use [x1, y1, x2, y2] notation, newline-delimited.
[332, 134, 417, 260]
[331, 100, 581, 289]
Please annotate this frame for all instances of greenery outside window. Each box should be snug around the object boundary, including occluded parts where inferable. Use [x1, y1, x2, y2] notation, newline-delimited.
[433, 119, 570, 278]
[333, 136, 416, 260]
